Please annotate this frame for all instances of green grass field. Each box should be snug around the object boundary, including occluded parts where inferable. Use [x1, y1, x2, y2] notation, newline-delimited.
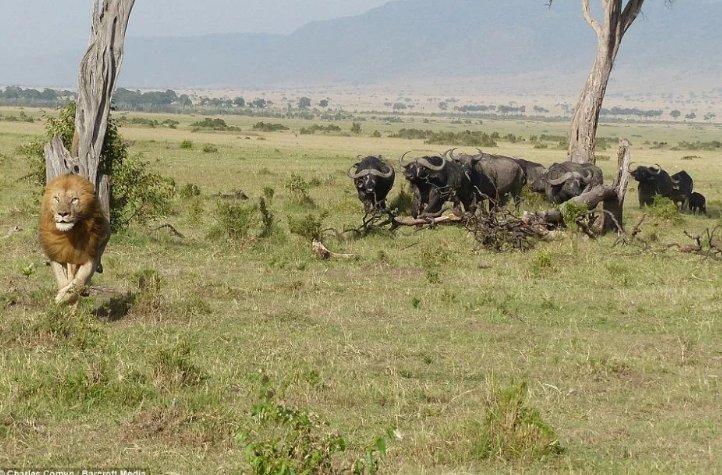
[1, 107, 720, 473]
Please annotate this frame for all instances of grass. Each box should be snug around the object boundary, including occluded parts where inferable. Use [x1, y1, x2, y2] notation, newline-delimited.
[0, 106, 720, 472]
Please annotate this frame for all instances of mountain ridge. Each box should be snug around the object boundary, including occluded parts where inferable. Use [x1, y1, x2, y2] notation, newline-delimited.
[2, 0, 720, 93]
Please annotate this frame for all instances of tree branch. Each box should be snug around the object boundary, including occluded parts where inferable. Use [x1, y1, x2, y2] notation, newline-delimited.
[621, 0, 645, 35]
[582, 0, 603, 37]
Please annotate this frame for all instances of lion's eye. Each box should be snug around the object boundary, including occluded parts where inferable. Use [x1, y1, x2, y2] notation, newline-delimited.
[71, 198, 79, 205]
[54, 196, 60, 203]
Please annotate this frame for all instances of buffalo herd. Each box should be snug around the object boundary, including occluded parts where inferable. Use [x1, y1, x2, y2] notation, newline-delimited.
[347, 150, 707, 217]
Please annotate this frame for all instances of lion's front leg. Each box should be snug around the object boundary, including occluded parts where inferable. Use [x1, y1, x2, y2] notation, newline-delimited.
[55, 260, 98, 306]
[50, 261, 70, 290]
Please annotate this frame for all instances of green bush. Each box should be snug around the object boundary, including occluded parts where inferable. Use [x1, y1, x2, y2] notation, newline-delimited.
[180, 140, 193, 149]
[179, 183, 202, 198]
[648, 195, 682, 223]
[470, 381, 563, 462]
[288, 213, 326, 241]
[190, 118, 238, 131]
[110, 154, 177, 231]
[425, 130, 497, 147]
[209, 201, 257, 240]
[285, 174, 314, 206]
[253, 122, 289, 132]
[202, 144, 219, 153]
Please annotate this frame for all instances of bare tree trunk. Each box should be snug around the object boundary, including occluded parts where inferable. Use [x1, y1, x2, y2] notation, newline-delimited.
[44, 0, 135, 218]
[567, 0, 645, 164]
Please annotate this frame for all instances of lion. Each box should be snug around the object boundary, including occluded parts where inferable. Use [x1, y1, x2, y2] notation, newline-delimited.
[39, 173, 110, 305]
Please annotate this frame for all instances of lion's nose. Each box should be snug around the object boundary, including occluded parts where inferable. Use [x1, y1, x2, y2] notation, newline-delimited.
[58, 211, 70, 217]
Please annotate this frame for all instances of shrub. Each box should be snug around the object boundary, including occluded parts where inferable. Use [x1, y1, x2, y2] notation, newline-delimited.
[288, 213, 326, 241]
[371, 130, 382, 138]
[242, 377, 393, 475]
[285, 174, 314, 206]
[470, 381, 562, 462]
[419, 245, 451, 284]
[190, 117, 238, 131]
[389, 128, 431, 140]
[299, 124, 342, 135]
[202, 144, 219, 153]
[179, 183, 201, 198]
[425, 130, 497, 147]
[180, 140, 193, 149]
[209, 201, 257, 240]
[253, 122, 289, 132]
[258, 197, 274, 238]
[648, 195, 682, 223]
[132, 268, 164, 315]
[110, 154, 177, 232]
[262, 186, 275, 204]
[351, 122, 362, 135]
[152, 339, 207, 388]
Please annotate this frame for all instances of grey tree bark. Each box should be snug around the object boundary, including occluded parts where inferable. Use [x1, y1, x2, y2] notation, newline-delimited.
[44, 0, 135, 218]
[565, 0, 645, 164]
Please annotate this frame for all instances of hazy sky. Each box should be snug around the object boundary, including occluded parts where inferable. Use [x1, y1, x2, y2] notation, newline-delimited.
[0, 0, 390, 58]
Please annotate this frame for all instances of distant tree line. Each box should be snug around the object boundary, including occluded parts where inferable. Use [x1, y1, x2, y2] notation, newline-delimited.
[0, 86, 75, 107]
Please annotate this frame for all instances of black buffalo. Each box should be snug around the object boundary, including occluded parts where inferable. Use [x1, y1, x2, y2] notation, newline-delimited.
[629, 164, 693, 208]
[512, 158, 547, 187]
[400, 152, 475, 218]
[449, 149, 525, 209]
[686, 192, 707, 215]
[670, 171, 694, 208]
[347, 156, 395, 213]
[531, 162, 604, 204]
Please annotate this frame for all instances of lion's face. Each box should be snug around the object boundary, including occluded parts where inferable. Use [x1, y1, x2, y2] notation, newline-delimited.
[43, 174, 96, 232]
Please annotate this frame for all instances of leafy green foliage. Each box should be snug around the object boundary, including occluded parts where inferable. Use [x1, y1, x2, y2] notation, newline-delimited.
[285, 174, 314, 206]
[242, 376, 393, 475]
[470, 382, 563, 462]
[648, 195, 682, 223]
[110, 154, 177, 232]
[561, 201, 590, 230]
[209, 201, 258, 240]
[425, 130, 497, 147]
[202, 144, 219, 153]
[190, 117, 239, 131]
[288, 213, 326, 241]
[253, 122, 289, 132]
[299, 124, 342, 135]
[179, 183, 202, 199]
[351, 122, 362, 135]
[180, 140, 193, 149]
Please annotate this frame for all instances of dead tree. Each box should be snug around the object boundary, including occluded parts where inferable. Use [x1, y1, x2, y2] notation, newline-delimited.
[550, 0, 647, 164]
[528, 139, 633, 234]
[44, 0, 135, 218]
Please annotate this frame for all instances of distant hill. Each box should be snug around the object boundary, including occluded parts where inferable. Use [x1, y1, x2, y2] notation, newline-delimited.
[2, 0, 721, 93]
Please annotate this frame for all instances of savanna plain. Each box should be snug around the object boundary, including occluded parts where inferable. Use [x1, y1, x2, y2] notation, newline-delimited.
[0, 107, 720, 473]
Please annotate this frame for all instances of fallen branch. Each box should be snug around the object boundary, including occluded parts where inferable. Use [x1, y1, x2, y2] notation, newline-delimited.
[394, 214, 464, 227]
[154, 223, 185, 238]
[312, 240, 356, 260]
